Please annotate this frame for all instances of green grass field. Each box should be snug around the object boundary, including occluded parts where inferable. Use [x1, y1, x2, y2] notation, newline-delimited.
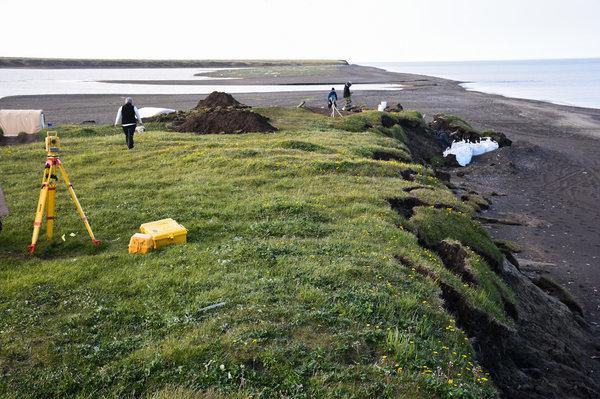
[0, 109, 510, 398]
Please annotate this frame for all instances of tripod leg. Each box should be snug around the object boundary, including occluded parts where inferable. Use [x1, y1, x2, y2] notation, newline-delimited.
[57, 163, 101, 246]
[29, 166, 52, 253]
[332, 104, 340, 118]
[46, 168, 57, 241]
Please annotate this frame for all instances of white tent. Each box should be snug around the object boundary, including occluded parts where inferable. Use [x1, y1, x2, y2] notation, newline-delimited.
[0, 109, 46, 136]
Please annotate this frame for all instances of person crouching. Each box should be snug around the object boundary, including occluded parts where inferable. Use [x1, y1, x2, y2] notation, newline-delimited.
[114, 97, 143, 149]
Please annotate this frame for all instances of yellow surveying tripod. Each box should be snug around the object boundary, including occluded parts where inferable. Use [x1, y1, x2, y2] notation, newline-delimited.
[28, 132, 100, 253]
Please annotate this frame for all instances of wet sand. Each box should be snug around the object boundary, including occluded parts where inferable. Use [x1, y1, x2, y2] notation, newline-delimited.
[1, 65, 599, 330]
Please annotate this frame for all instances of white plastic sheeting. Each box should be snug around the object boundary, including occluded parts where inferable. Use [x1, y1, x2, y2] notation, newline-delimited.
[138, 107, 176, 119]
[443, 137, 499, 166]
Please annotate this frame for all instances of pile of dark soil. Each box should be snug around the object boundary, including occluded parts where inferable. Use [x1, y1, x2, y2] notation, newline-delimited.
[174, 109, 277, 134]
[195, 91, 248, 109]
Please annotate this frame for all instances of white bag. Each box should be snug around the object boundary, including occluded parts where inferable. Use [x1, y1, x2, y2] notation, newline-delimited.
[443, 138, 499, 166]
[138, 107, 176, 118]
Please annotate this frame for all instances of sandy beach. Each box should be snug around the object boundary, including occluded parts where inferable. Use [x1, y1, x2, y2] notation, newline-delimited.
[1, 64, 599, 332]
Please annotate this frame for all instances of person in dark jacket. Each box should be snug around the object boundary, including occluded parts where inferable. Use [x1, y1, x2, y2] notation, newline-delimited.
[327, 87, 338, 109]
[114, 97, 143, 149]
[342, 81, 352, 110]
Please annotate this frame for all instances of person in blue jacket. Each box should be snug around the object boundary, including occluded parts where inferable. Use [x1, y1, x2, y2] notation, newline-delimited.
[327, 87, 338, 109]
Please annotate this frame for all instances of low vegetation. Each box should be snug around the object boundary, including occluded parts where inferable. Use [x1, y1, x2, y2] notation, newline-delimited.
[432, 113, 478, 135]
[0, 108, 511, 398]
[197, 65, 342, 79]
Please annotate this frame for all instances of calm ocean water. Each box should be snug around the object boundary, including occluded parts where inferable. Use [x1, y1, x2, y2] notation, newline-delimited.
[366, 59, 600, 110]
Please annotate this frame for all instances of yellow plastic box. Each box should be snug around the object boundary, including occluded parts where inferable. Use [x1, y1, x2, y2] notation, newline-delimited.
[140, 218, 188, 249]
[128, 233, 154, 254]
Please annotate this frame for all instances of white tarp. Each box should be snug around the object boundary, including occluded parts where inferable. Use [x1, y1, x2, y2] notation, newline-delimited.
[138, 107, 176, 119]
[443, 137, 499, 166]
[0, 109, 45, 136]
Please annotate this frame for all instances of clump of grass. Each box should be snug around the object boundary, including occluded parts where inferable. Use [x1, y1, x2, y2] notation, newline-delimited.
[532, 275, 583, 315]
[379, 124, 407, 142]
[280, 140, 332, 153]
[461, 193, 490, 212]
[149, 386, 244, 399]
[435, 113, 479, 134]
[333, 111, 397, 133]
[79, 127, 96, 136]
[254, 107, 331, 131]
[405, 188, 468, 212]
[407, 206, 504, 271]
[353, 145, 411, 162]
[333, 113, 411, 156]
[395, 110, 425, 128]
[493, 239, 522, 254]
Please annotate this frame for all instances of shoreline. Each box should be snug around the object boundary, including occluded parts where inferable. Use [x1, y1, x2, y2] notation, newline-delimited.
[366, 59, 600, 111]
[1, 66, 599, 331]
[459, 83, 600, 111]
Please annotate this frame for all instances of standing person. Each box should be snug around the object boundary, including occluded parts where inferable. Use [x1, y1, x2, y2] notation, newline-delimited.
[327, 87, 338, 109]
[114, 97, 143, 150]
[342, 81, 352, 110]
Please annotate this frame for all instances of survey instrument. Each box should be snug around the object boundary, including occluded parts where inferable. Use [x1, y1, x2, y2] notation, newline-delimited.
[28, 132, 100, 253]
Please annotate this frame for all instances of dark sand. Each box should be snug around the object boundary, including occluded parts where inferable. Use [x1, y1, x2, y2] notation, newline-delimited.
[1, 65, 599, 332]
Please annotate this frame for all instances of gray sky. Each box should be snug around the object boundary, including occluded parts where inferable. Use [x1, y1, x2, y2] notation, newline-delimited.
[2, 0, 599, 62]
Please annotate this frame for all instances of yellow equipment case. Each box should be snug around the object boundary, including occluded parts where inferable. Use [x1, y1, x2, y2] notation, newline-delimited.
[128, 233, 154, 254]
[140, 218, 188, 249]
